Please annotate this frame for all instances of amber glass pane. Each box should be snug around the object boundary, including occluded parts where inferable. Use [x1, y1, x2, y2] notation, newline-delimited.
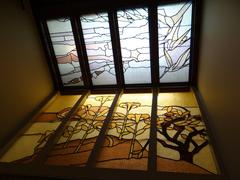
[45, 94, 115, 167]
[0, 95, 80, 163]
[96, 93, 152, 170]
[157, 91, 219, 174]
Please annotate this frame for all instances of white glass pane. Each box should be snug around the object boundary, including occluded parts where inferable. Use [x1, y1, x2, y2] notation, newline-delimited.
[81, 13, 117, 85]
[47, 18, 84, 87]
[117, 8, 151, 84]
[158, 3, 192, 83]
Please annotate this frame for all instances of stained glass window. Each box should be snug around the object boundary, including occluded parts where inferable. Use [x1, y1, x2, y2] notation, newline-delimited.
[0, 95, 80, 163]
[117, 8, 151, 84]
[45, 94, 115, 167]
[47, 18, 84, 87]
[158, 2, 192, 83]
[81, 13, 117, 85]
[96, 93, 152, 170]
[157, 91, 218, 174]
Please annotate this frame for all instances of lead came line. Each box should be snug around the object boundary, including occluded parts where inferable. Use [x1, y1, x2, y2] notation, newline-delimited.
[33, 91, 90, 165]
[87, 90, 122, 167]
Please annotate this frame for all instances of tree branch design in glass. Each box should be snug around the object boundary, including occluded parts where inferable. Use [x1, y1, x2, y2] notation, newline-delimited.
[0, 95, 80, 163]
[81, 13, 117, 85]
[47, 18, 83, 86]
[157, 92, 219, 174]
[117, 8, 151, 84]
[96, 93, 152, 170]
[158, 2, 192, 83]
[45, 94, 115, 167]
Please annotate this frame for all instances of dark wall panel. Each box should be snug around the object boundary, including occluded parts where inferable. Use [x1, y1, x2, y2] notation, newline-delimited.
[0, 0, 54, 144]
[197, 0, 240, 179]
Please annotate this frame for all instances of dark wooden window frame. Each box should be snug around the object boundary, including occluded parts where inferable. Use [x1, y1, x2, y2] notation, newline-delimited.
[30, 0, 198, 94]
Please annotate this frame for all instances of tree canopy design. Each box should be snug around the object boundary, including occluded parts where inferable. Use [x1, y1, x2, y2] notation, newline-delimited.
[157, 106, 208, 163]
[61, 96, 114, 152]
[107, 101, 151, 159]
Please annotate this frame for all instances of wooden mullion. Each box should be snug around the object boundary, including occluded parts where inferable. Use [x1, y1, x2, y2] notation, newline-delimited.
[189, 0, 199, 87]
[148, 87, 158, 172]
[87, 89, 123, 167]
[33, 91, 90, 164]
[149, 3, 159, 87]
[108, 11, 125, 89]
[71, 16, 92, 89]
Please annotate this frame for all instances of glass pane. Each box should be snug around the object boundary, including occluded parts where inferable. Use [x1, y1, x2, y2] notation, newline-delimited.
[117, 8, 151, 84]
[0, 95, 80, 163]
[47, 18, 84, 87]
[81, 13, 117, 85]
[45, 94, 115, 167]
[157, 91, 219, 174]
[96, 93, 152, 170]
[158, 2, 192, 83]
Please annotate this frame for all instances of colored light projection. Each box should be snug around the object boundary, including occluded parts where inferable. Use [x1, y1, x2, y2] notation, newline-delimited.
[81, 13, 117, 85]
[47, 18, 83, 87]
[96, 93, 152, 170]
[158, 2, 192, 83]
[117, 8, 151, 84]
[157, 91, 218, 174]
[45, 94, 115, 167]
[0, 95, 80, 163]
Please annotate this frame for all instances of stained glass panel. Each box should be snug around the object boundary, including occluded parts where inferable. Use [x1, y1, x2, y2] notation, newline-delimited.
[0, 95, 80, 163]
[47, 18, 84, 87]
[81, 13, 117, 85]
[158, 3, 192, 83]
[117, 8, 151, 84]
[45, 94, 115, 167]
[157, 91, 219, 174]
[96, 93, 152, 170]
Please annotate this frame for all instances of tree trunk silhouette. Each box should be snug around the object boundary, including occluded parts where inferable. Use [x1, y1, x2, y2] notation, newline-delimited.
[179, 151, 193, 163]
[157, 106, 209, 164]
